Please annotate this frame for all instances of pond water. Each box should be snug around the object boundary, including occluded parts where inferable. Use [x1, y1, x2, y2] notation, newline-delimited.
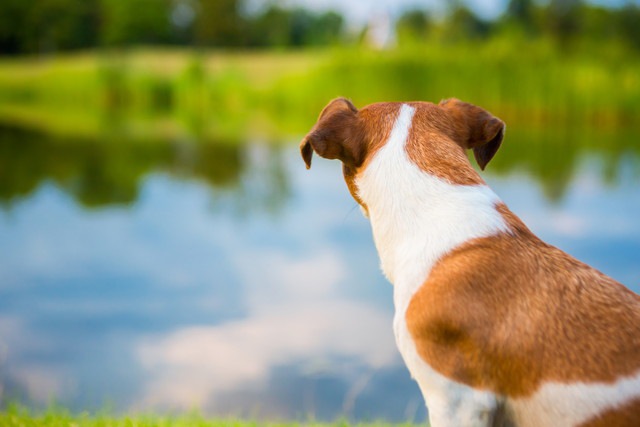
[0, 123, 639, 422]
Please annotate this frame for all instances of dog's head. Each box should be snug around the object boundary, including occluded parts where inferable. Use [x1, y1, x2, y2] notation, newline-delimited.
[300, 98, 505, 214]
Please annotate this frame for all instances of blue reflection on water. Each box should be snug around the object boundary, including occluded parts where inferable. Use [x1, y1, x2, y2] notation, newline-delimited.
[0, 144, 638, 422]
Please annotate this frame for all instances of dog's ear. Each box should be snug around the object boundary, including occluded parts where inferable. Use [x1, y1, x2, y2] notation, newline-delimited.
[300, 98, 364, 169]
[439, 98, 505, 170]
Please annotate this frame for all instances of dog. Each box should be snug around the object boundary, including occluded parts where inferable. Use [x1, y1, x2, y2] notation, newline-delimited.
[300, 98, 640, 426]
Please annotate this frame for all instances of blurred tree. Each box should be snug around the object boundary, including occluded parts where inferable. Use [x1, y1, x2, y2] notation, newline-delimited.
[289, 9, 314, 46]
[446, 3, 492, 40]
[0, 0, 100, 54]
[580, 5, 617, 44]
[0, 0, 29, 54]
[298, 10, 343, 46]
[170, 0, 197, 44]
[195, 0, 246, 47]
[0, 0, 639, 55]
[247, 6, 343, 48]
[544, 0, 584, 47]
[618, 2, 640, 51]
[505, 0, 537, 34]
[101, 0, 173, 46]
[396, 9, 431, 44]
[249, 5, 293, 47]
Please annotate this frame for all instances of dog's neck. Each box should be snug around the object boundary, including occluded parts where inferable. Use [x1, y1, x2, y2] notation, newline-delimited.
[356, 104, 510, 311]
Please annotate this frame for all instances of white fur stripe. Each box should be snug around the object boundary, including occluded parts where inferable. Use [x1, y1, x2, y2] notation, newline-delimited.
[356, 102, 508, 300]
[509, 370, 640, 427]
[356, 102, 511, 426]
[390, 103, 416, 147]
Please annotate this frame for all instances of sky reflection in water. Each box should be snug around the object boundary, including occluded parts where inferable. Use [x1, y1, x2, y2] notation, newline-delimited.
[0, 132, 639, 422]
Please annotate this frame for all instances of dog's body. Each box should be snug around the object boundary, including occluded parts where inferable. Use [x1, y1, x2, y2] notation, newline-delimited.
[300, 98, 640, 426]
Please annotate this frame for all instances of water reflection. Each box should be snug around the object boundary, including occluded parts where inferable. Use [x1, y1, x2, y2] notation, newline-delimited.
[2, 123, 639, 210]
[486, 126, 640, 202]
[0, 123, 289, 214]
[0, 122, 638, 422]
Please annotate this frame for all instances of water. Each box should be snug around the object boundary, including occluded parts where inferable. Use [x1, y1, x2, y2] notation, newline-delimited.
[0, 123, 638, 422]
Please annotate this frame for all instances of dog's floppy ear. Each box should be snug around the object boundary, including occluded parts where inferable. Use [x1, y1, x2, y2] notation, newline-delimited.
[439, 98, 505, 170]
[300, 98, 363, 169]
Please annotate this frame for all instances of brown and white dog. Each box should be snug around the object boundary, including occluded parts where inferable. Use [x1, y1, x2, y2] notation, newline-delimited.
[300, 98, 640, 427]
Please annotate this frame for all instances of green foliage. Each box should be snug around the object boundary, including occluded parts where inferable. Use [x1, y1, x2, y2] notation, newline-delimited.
[101, 0, 174, 47]
[0, 44, 638, 135]
[2, 0, 640, 56]
[396, 9, 431, 45]
[446, 4, 492, 40]
[506, 0, 536, 27]
[0, 0, 100, 54]
[247, 7, 344, 48]
[544, 0, 583, 46]
[195, 0, 245, 47]
[618, 3, 640, 51]
[0, 0, 348, 55]
[265, 43, 640, 131]
[395, 0, 640, 52]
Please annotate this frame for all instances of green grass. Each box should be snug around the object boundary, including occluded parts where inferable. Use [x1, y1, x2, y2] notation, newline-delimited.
[0, 48, 326, 140]
[0, 43, 638, 141]
[0, 404, 415, 427]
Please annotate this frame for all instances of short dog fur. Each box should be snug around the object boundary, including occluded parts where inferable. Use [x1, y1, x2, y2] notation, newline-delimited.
[300, 98, 640, 427]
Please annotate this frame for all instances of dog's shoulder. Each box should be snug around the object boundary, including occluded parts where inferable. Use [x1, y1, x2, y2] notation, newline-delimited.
[405, 226, 640, 397]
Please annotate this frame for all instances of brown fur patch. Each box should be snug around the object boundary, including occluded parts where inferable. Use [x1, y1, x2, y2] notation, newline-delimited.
[300, 98, 363, 169]
[300, 99, 400, 213]
[405, 102, 486, 185]
[495, 202, 532, 235]
[405, 214, 640, 397]
[579, 398, 640, 427]
[439, 98, 505, 170]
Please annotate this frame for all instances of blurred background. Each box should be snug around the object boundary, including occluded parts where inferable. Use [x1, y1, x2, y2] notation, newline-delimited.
[0, 0, 639, 423]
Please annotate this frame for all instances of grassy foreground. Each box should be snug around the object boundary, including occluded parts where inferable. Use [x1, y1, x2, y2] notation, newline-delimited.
[0, 405, 417, 427]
